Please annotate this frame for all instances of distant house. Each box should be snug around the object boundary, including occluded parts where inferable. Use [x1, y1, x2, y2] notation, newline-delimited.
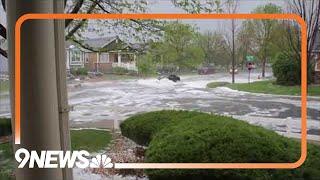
[312, 28, 320, 84]
[66, 36, 138, 73]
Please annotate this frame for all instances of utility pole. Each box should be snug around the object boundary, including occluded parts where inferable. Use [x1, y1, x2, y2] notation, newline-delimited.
[231, 19, 235, 84]
[7, 0, 72, 179]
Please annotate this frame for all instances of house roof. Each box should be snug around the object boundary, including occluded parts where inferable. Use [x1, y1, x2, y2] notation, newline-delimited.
[83, 36, 118, 49]
[66, 36, 147, 53]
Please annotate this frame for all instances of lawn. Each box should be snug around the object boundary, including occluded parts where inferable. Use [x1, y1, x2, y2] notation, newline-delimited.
[0, 81, 9, 93]
[207, 80, 320, 96]
[0, 129, 112, 178]
[70, 129, 112, 153]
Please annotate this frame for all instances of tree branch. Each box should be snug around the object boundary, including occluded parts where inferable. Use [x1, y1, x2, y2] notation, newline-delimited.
[0, 24, 6, 39]
[1, 0, 5, 11]
[65, 0, 84, 28]
[0, 47, 7, 58]
[65, 0, 98, 40]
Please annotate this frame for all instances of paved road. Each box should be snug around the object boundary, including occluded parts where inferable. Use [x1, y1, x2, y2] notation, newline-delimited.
[67, 73, 320, 140]
[1, 73, 319, 140]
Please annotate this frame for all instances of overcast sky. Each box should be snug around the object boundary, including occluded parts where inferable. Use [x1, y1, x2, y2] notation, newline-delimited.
[1, 0, 286, 30]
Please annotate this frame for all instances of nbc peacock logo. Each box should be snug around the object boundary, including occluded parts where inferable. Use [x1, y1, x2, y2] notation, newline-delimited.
[90, 154, 113, 168]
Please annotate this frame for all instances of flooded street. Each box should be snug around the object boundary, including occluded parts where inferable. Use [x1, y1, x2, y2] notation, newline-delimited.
[66, 73, 320, 141]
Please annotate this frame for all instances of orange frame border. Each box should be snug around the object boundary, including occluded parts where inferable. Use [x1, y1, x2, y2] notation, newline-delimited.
[14, 13, 307, 169]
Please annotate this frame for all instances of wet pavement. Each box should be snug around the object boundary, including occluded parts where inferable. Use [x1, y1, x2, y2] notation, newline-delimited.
[1, 73, 319, 140]
[67, 73, 320, 141]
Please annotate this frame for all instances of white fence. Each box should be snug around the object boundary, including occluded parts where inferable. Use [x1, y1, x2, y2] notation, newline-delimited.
[112, 62, 137, 71]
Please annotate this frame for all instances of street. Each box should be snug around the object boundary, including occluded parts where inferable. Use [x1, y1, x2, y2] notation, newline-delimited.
[1, 73, 319, 141]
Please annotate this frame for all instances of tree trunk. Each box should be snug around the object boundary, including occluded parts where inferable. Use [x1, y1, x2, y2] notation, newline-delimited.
[262, 59, 266, 78]
[231, 19, 235, 84]
[7, 0, 72, 179]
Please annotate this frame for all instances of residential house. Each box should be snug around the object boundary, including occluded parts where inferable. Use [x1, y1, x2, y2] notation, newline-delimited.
[312, 28, 320, 84]
[66, 36, 138, 73]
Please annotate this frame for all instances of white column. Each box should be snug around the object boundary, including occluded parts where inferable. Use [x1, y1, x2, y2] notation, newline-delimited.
[96, 52, 100, 72]
[66, 50, 70, 70]
[118, 52, 122, 66]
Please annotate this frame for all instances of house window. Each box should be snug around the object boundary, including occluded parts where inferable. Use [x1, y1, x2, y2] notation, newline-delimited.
[71, 50, 81, 62]
[100, 53, 109, 63]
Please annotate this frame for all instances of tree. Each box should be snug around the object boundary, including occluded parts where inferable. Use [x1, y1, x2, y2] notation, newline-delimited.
[221, 0, 239, 83]
[198, 31, 229, 67]
[171, 0, 223, 13]
[0, 0, 163, 58]
[246, 3, 282, 78]
[286, 0, 320, 83]
[146, 22, 205, 71]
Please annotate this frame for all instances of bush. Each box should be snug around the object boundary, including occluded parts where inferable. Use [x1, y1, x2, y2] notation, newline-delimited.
[137, 54, 156, 76]
[112, 67, 129, 75]
[0, 118, 11, 137]
[272, 53, 300, 86]
[70, 67, 88, 76]
[121, 110, 320, 179]
[120, 110, 207, 146]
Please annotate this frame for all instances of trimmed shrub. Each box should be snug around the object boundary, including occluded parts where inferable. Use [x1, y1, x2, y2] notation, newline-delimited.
[121, 110, 320, 179]
[272, 53, 300, 86]
[120, 110, 208, 146]
[70, 68, 88, 76]
[0, 118, 11, 137]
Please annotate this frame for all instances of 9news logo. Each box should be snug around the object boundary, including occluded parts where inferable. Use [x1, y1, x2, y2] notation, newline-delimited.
[15, 148, 113, 168]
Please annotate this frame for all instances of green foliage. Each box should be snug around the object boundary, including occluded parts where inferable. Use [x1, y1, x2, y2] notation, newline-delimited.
[71, 129, 112, 153]
[147, 22, 205, 70]
[120, 110, 206, 146]
[0, 118, 11, 137]
[112, 67, 129, 75]
[70, 67, 88, 76]
[272, 53, 301, 86]
[0, 81, 9, 93]
[208, 80, 320, 97]
[137, 53, 156, 75]
[239, 3, 284, 73]
[198, 31, 229, 67]
[206, 81, 230, 88]
[172, 0, 223, 13]
[121, 110, 320, 179]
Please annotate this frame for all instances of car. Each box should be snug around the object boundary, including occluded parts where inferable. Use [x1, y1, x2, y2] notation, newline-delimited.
[168, 74, 180, 82]
[198, 67, 215, 75]
[229, 68, 238, 74]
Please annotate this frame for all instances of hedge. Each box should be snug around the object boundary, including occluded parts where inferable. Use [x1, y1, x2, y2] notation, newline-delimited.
[121, 110, 320, 179]
[120, 110, 208, 146]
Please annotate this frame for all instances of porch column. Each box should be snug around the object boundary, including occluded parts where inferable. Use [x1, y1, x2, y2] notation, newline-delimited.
[96, 52, 100, 72]
[118, 52, 122, 66]
[7, 0, 71, 179]
[66, 50, 70, 70]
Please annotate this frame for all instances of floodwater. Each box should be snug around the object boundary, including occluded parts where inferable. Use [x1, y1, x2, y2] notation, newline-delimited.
[67, 73, 320, 141]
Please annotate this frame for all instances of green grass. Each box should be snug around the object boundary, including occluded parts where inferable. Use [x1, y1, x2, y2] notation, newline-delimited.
[0, 129, 112, 178]
[0, 81, 9, 93]
[70, 129, 112, 153]
[207, 80, 320, 96]
[207, 81, 230, 88]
